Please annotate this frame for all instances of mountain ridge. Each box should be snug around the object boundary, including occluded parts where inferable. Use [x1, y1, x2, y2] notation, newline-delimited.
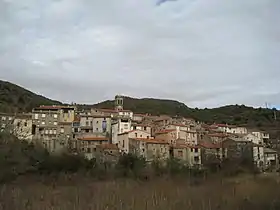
[1, 80, 280, 137]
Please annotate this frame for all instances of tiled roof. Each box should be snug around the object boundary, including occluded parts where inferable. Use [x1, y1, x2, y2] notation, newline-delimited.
[77, 137, 109, 141]
[118, 129, 150, 135]
[170, 124, 188, 127]
[129, 138, 168, 144]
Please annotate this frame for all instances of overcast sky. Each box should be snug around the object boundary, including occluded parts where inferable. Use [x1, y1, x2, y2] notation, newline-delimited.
[0, 0, 279, 108]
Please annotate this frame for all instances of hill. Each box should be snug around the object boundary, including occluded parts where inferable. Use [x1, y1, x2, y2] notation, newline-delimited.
[93, 96, 280, 137]
[1, 80, 279, 137]
[0, 80, 62, 113]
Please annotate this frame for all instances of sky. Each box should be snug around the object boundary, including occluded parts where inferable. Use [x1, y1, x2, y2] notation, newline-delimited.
[0, 0, 280, 108]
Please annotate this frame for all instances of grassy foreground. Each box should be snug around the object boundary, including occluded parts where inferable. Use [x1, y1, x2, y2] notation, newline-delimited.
[0, 174, 280, 210]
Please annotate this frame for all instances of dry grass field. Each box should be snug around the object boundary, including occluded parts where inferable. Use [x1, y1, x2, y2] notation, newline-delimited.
[0, 173, 280, 210]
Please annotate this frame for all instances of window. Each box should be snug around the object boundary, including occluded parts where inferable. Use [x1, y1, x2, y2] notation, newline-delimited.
[144, 126, 147, 131]
[86, 121, 89, 126]
[42, 114, 46, 118]
[1, 116, 6, 121]
[135, 133, 138, 137]
[34, 114, 38, 120]
[191, 148, 193, 152]
[96, 121, 99, 124]
[54, 122, 57, 125]
[53, 130, 57, 134]
[45, 130, 49, 134]
[194, 148, 198, 153]
[49, 130, 53, 134]
[178, 150, 183, 157]
[60, 128, 64, 133]
[96, 128, 98, 131]
[87, 148, 91, 153]
[74, 128, 78, 133]
[41, 121, 45, 125]
[24, 122, 27, 126]
[194, 156, 199, 162]
[86, 129, 89, 133]
[54, 114, 58, 119]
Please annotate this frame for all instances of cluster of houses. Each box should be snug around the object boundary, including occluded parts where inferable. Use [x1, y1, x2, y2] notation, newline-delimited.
[0, 95, 279, 171]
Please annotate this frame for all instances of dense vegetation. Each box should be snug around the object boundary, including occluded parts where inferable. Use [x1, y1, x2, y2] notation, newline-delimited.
[0, 80, 61, 113]
[1, 80, 280, 137]
[1, 133, 280, 209]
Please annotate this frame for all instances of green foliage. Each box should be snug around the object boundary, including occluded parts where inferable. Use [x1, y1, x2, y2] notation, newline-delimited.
[0, 133, 49, 182]
[116, 153, 146, 178]
[38, 153, 91, 174]
[0, 80, 62, 113]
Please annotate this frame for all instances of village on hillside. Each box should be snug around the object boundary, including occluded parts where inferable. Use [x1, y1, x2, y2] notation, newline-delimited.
[0, 95, 279, 172]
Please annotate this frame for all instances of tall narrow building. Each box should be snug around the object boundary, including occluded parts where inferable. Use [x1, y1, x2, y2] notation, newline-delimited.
[115, 95, 124, 111]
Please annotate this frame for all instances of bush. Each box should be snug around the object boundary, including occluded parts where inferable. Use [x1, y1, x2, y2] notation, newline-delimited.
[116, 154, 146, 178]
[0, 133, 49, 182]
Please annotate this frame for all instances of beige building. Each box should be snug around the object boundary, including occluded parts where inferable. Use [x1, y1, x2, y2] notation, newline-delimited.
[77, 136, 110, 160]
[154, 129, 177, 144]
[131, 124, 152, 135]
[213, 124, 248, 134]
[129, 138, 169, 161]
[117, 130, 151, 153]
[13, 113, 33, 142]
[172, 144, 201, 167]
[32, 105, 76, 153]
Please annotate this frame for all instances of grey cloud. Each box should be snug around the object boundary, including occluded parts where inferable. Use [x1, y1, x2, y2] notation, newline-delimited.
[0, 0, 280, 108]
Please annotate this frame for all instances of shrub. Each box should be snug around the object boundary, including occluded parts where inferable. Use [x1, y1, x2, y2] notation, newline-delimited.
[116, 153, 146, 178]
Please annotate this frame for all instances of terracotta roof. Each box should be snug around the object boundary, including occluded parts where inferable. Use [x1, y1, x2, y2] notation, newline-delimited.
[96, 144, 119, 150]
[129, 138, 168, 144]
[131, 124, 151, 127]
[118, 129, 150, 135]
[170, 124, 188, 127]
[77, 137, 109, 141]
[155, 129, 175, 134]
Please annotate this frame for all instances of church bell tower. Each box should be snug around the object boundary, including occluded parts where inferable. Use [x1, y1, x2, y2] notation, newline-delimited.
[115, 95, 124, 111]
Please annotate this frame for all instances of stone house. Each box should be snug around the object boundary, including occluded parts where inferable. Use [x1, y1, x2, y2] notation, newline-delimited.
[199, 142, 224, 166]
[129, 138, 169, 162]
[77, 136, 110, 160]
[171, 144, 201, 167]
